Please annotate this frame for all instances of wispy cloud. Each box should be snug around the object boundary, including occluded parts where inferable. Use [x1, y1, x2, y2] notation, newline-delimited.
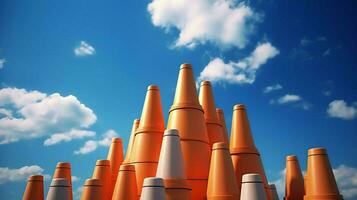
[0, 165, 50, 184]
[270, 94, 312, 110]
[74, 41, 96, 57]
[0, 59, 5, 69]
[263, 84, 283, 93]
[44, 129, 96, 146]
[74, 130, 118, 155]
[327, 100, 357, 120]
[276, 94, 302, 104]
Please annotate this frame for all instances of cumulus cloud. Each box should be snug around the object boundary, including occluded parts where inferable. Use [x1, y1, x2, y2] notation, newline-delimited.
[0, 165, 50, 184]
[263, 84, 283, 93]
[270, 94, 312, 110]
[0, 108, 12, 118]
[74, 41, 96, 56]
[327, 100, 357, 120]
[198, 42, 279, 84]
[0, 88, 97, 144]
[148, 0, 261, 49]
[276, 94, 302, 104]
[74, 130, 118, 155]
[0, 59, 5, 69]
[44, 129, 96, 146]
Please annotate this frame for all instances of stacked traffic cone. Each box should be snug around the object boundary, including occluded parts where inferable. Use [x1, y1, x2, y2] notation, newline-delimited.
[112, 164, 138, 200]
[124, 119, 140, 164]
[52, 162, 73, 200]
[46, 178, 71, 200]
[229, 104, 271, 199]
[199, 81, 226, 147]
[216, 108, 229, 143]
[80, 179, 103, 200]
[107, 137, 124, 198]
[240, 174, 267, 200]
[304, 148, 342, 200]
[167, 63, 211, 199]
[22, 175, 44, 200]
[207, 142, 239, 200]
[92, 160, 111, 200]
[156, 129, 191, 200]
[140, 177, 166, 200]
[131, 85, 165, 195]
[269, 184, 279, 200]
[284, 155, 304, 200]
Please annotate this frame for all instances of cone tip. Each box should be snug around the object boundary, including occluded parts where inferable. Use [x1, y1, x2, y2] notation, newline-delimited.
[28, 175, 44, 181]
[84, 178, 102, 186]
[212, 142, 229, 150]
[56, 162, 71, 168]
[143, 177, 164, 187]
[96, 159, 110, 166]
[180, 63, 192, 69]
[147, 85, 159, 91]
[119, 164, 135, 171]
[216, 108, 223, 113]
[200, 80, 211, 87]
[111, 137, 122, 143]
[242, 173, 262, 183]
[233, 104, 246, 110]
[164, 129, 179, 137]
[50, 178, 70, 187]
[286, 155, 298, 161]
[308, 147, 327, 156]
[134, 119, 140, 124]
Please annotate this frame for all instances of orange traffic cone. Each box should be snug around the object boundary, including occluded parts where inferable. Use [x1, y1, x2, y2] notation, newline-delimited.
[92, 160, 111, 200]
[131, 85, 165, 195]
[284, 155, 304, 200]
[156, 129, 191, 200]
[80, 179, 103, 200]
[167, 63, 211, 199]
[304, 148, 342, 200]
[199, 81, 225, 147]
[112, 164, 138, 200]
[229, 104, 271, 199]
[207, 142, 239, 200]
[46, 178, 71, 200]
[107, 137, 124, 198]
[124, 119, 140, 164]
[22, 175, 44, 200]
[140, 177, 166, 200]
[269, 184, 279, 200]
[52, 162, 73, 200]
[240, 174, 267, 200]
[216, 108, 229, 143]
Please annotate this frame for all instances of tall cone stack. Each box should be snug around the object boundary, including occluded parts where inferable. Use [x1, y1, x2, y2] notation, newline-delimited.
[240, 174, 267, 200]
[92, 160, 111, 200]
[140, 177, 166, 200]
[22, 175, 44, 200]
[46, 178, 71, 200]
[269, 184, 279, 200]
[131, 85, 165, 194]
[167, 63, 211, 199]
[107, 137, 124, 198]
[112, 164, 138, 200]
[124, 119, 140, 164]
[207, 142, 239, 200]
[304, 148, 342, 200]
[199, 81, 226, 147]
[229, 104, 271, 199]
[80, 179, 103, 200]
[52, 162, 73, 200]
[156, 129, 191, 200]
[284, 155, 304, 200]
[216, 108, 229, 143]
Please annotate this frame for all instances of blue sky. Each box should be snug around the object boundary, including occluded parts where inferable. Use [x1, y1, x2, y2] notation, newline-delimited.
[1, 0, 357, 199]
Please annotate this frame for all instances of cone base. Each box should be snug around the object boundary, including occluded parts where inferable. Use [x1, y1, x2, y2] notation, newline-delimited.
[187, 179, 207, 200]
[304, 195, 343, 200]
[133, 162, 158, 194]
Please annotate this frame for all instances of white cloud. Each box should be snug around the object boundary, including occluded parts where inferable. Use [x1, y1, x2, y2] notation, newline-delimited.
[148, 0, 261, 49]
[198, 42, 279, 84]
[0, 59, 5, 69]
[327, 100, 357, 120]
[263, 84, 283, 93]
[276, 94, 302, 104]
[44, 129, 96, 146]
[0, 108, 12, 118]
[0, 88, 97, 144]
[0, 165, 50, 184]
[71, 176, 80, 182]
[74, 130, 118, 155]
[74, 41, 96, 56]
[270, 94, 312, 110]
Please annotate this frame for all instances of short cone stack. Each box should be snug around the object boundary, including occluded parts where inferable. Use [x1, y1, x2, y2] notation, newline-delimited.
[92, 160, 111, 200]
[52, 162, 73, 200]
[199, 81, 226, 147]
[107, 137, 124, 198]
[304, 148, 342, 200]
[240, 174, 267, 200]
[167, 63, 211, 199]
[112, 164, 138, 200]
[46, 178, 71, 200]
[131, 85, 165, 194]
[124, 119, 140, 164]
[80, 179, 103, 200]
[156, 129, 191, 200]
[207, 142, 239, 200]
[229, 104, 271, 199]
[269, 184, 279, 200]
[284, 155, 304, 200]
[216, 108, 229, 143]
[22, 175, 44, 200]
[140, 177, 166, 200]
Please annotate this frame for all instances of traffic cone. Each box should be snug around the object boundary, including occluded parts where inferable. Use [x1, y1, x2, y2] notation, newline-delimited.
[46, 178, 71, 200]
[284, 155, 304, 200]
[112, 164, 138, 200]
[167, 63, 211, 199]
[124, 119, 140, 164]
[269, 184, 279, 200]
[92, 160, 111, 200]
[240, 174, 267, 200]
[156, 129, 191, 200]
[107, 137, 124, 198]
[304, 148, 342, 200]
[140, 177, 166, 200]
[230, 104, 271, 199]
[52, 162, 73, 200]
[22, 175, 44, 200]
[207, 142, 239, 200]
[199, 81, 225, 147]
[80, 179, 103, 200]
[131, 85, 165, 195]
[216, 108, 229, 143]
